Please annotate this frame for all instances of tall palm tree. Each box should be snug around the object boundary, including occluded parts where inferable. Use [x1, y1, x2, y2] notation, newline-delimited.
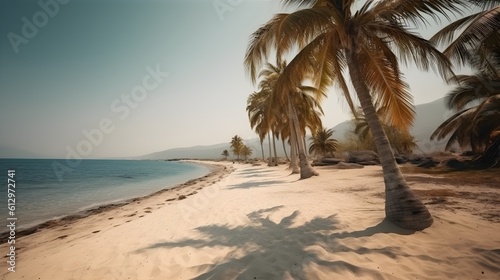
[247, 91, 272, 163]
[247, 82, 281, 167]
[230, 135, 243, 161]
[309, 127, 339, 159]
[245, 0, 466, 230]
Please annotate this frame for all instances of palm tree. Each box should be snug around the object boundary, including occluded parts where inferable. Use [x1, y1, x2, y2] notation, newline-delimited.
[244, 0, 467, 230]
[247, 91, 271, 163]
[430, 56, 500, 166]
[309, 127, 339, 159]
[255, 61, 324, 177]
[230, 135, 243, 161]
[430, 0, 500, 168]
[221, 149, 230, 161]
[247, 88, 280, 166]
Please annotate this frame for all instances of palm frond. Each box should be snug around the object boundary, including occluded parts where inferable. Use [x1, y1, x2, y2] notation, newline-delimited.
[370, 22, 456, 82]
[446, 73, 500, 110]
[374, 0, 468, 27]
[357, 38, 415, 131]
[245, 14, 288, 83]
[433, 6, 500, 67]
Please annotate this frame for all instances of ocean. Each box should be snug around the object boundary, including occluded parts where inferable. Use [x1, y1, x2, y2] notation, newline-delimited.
[0, 159, 209, 230]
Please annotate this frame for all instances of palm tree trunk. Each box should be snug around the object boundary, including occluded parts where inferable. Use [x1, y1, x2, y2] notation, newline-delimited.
[260, 139, 265, 162]
[282, 138, 290, 161]
[303, 136, 308, 157]
[272, 131, 278, 166]
[288, 123, 300, 173]
[267, 133, 273, 166]
[289, 97, 318, 179]
[346, 48, 432, 231]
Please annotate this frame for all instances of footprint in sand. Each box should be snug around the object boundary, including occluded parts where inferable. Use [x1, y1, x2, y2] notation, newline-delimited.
[166, 198, 176, 202]
[92, 230, 100, 234]
[125, 213, 136, 217]
[56, 235, 68, 240]
[145, 210, 152, 213]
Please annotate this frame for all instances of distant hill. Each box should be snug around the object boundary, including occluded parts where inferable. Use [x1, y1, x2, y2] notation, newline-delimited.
[141, 97, 455, 160]
[140, 138, 289, 160]
[330, 97, 453, 153]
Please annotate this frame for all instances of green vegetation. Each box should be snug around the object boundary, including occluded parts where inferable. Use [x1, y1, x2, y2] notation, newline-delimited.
[308, 127, 338, 159]
[221, 149, 230, 161]
[229, 135, 253, 162]
[230, 135, 244, 161]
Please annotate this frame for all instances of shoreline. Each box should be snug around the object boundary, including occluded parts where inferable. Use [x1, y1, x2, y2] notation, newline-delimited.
[0, 160, 234, 242]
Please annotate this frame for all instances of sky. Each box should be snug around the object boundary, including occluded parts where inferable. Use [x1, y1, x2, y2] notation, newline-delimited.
[0, 0, 458, 159]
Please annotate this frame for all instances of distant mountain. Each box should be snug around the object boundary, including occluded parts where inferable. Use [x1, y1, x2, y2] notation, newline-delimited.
[330, 97, 453, 153]
[140, 97, 455, 160]
[412, 98, 454, 153]
[140, 137, 290, 160]
[139, 142, 232, 160]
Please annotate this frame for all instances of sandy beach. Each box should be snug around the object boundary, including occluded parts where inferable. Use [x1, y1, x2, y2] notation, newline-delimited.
[1, 161, 499, 279]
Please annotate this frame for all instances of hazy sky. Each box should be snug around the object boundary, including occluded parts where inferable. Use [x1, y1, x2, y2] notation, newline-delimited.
[0, 0, 456, 158]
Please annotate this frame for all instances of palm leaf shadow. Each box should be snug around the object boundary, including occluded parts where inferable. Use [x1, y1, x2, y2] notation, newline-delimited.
[135, 206, 415, 279]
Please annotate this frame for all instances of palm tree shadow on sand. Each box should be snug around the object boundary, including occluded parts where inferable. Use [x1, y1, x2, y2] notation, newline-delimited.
[135, 206, 434, 279]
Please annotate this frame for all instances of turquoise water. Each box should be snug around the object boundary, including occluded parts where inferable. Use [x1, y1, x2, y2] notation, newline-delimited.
[0, 159, 209, 230]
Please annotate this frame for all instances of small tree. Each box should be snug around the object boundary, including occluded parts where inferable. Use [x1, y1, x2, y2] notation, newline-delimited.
[309, 128, 338, 160]
[240, 145, 253, 161]
[221, 149, 229, 160]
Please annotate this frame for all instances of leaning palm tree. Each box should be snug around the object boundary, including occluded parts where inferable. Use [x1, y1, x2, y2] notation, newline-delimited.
[245, 0, 468, 230]
[309, 127, 339, 159]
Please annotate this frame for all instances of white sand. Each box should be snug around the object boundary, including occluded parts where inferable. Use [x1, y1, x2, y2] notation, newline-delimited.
[1, 162, 499, 279]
